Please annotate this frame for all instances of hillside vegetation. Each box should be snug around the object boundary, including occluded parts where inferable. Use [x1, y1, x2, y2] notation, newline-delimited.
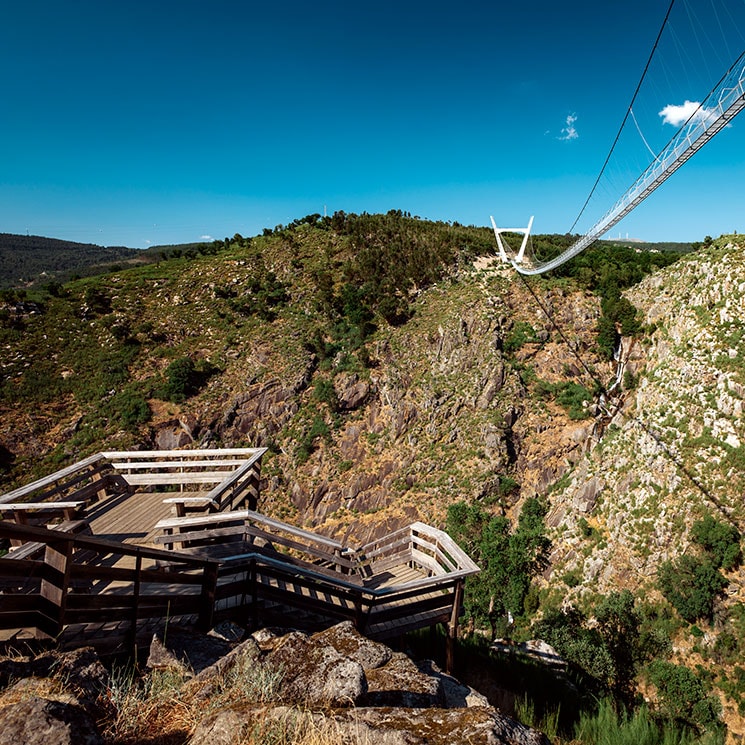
[4, 212, 745, 741]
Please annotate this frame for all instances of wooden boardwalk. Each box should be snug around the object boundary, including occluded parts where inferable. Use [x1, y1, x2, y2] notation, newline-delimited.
[0, 449, 479, 668]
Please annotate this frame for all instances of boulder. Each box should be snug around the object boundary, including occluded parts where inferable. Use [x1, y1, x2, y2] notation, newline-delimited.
[264, 630, 367, 706]
[363, 652, 444, 707]
[0, 696, 103, 745]
[312, 620, 392, 671]
[147, 626, 234, 675]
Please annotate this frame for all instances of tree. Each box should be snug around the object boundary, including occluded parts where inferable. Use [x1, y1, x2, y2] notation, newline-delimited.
[647, 660, 722, 734]
[657, 554, 727, 623]
[595, 590, 641, 707]
[691, 514, 741, 570]
[160, 357, 197, 403]
[446, 497, 550, 638]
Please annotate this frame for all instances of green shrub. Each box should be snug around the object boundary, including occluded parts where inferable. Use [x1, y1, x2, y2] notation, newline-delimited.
[646, 660, 722, 735]
[160, 357, 197, 403]
[504, 321, 538, 353]
[691, 515, 741, 570]
[657, 555, 728, 623]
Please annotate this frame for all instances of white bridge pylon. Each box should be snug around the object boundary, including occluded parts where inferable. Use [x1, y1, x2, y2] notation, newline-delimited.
[490, 215, 534, 263]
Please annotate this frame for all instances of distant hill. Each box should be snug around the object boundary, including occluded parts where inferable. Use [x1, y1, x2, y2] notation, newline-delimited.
[0, 233, 144, 288]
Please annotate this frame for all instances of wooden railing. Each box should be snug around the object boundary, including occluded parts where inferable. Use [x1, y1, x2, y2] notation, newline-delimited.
[0, 449, 268, 528]
[102, 448, 267, 513]
[0, 507, 479, 667]
[0, 521, 219, 653]
[152, 511, 480, 648]
[0, 453, 126, 509]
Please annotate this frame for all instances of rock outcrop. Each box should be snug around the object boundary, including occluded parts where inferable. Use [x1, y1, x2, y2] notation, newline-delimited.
[0, 622, 551, 745]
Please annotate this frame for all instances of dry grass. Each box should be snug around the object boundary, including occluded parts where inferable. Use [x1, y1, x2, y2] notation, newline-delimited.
[101, 647, 371, 745]
[0, 676, 70, 708]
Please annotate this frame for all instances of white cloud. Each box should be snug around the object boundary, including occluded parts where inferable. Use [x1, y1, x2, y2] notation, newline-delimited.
[558, 113, 578, 141]
[659, 100, 716, 127]
[200, 234, 214, 241]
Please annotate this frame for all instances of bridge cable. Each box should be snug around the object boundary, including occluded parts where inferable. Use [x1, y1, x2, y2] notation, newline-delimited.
[514, 272, 608, 398]
[514, 269, 737, 526]
[568, 0, 677, 235]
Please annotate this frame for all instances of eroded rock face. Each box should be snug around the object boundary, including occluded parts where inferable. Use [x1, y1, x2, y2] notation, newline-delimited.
[0, 647, 112, 723]
[364, 652, 444, 707]
[312, 620, 393, 670]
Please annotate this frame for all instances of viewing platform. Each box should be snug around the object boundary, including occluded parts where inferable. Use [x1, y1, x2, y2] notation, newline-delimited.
[0, 448, 479, 669]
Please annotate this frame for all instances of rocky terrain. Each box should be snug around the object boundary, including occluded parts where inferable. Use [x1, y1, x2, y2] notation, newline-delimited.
[0, 621, 549, 745]
[2, 217, 745, 739]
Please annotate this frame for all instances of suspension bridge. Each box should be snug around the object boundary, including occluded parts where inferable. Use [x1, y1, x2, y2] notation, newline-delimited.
[494, 1, 745, 275]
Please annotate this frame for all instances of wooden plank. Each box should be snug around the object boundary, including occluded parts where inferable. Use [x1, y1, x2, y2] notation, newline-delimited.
[411, 535, 458, 572]
[411, 547, 444, 576]
[162, 497, 218, 507]
[410, 523, 480, 573]
[244, 510, 344, 550]
[110, 459, 246, 470]
[365, 551, 414, 575]
[242, 524, 352, 568]
[123, 472, 232, 486]
[153, 525, 246, 546]
[359, 536, 412, 562]
[102, 447, 266, 459]
[200, 451, 266, 504]
[0, 522, 221, 566]
[1, 501, 86, 512]
[154, 509, 344, 551]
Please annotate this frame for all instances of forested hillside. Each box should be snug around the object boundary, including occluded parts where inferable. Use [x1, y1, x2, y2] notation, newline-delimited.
[0, 233, 142, 288]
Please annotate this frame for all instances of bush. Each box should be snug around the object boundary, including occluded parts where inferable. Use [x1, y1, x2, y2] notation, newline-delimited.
[646, 660, 722, 735]
[107, 390, 150, 431]
[657, 555, 728, 623]
[504, 321, 538, 353]
[160, 357, 197, 403]
[691, 515, 741, 571]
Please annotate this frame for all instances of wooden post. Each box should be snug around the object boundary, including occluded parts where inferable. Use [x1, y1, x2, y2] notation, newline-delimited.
[128, 553, 143, 655]
[39, 539, 73, 639]
[197, 562, 219, 632]
[91, 469, 107, 502]
[446, 580, 464, 674]
[249, 558, 258, 630]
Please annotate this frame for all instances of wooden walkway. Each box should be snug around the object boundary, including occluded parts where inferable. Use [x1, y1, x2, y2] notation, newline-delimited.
[0, 449, 479, 668]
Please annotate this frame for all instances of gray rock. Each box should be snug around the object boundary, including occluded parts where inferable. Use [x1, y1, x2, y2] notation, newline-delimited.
[147, 626, 234, 675]
[184, 637, 263, 702]
[345, 707, 552, 745]
[265, 630, 367, 706]
[0, 696, 103, 745]
[48, 647, 114, 721]
[363, 652, 444, 707]
[312, 620, 393, 670]
[189, 707, 252, 745]
[416, 659, 490, 708]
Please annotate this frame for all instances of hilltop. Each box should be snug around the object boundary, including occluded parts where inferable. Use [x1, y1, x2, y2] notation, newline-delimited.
[0, 232, 228, 288]
[2, 212, 744, 741]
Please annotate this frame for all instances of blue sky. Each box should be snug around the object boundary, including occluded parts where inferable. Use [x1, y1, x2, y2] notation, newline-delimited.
[1, 0, 744, 248]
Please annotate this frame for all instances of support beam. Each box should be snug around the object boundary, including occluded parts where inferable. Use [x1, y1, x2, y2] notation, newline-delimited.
[490, 216, 534, 263]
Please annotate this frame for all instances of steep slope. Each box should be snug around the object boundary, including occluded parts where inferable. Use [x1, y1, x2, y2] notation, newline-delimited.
[544, 236, 745, 594]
